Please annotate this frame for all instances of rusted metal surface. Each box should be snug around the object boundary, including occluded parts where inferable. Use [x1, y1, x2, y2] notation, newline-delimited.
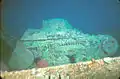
[1, 57, 120, 79]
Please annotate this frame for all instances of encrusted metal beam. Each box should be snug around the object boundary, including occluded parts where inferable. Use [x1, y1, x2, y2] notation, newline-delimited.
[1, 57, 120, 79]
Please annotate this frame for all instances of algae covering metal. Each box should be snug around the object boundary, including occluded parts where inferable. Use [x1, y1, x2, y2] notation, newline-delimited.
[1, 57, 120, 79]
[8, 18, 119, 70]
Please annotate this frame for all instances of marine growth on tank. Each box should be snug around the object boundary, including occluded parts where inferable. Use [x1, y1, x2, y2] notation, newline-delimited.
[8, 18, 119, 70]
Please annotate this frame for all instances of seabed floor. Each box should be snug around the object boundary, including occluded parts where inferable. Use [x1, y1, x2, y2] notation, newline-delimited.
[1, 56, 120, 79]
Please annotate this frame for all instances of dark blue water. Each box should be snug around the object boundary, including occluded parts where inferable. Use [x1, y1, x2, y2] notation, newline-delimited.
[2, 0, 120, 56]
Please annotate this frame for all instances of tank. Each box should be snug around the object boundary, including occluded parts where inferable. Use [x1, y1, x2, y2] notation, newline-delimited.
[8, 18, 119, 70]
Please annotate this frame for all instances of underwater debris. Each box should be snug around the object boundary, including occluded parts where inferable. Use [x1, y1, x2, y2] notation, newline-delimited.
[103, 57, 113, 64]
[1, 56, 120, 79]
[8, 18, 119, 70]
[66, 54, 76, 63]
[36, 59, 48, 68]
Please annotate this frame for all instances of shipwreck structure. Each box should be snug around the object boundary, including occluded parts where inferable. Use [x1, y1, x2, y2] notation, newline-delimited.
[1, 18, 119, 79]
